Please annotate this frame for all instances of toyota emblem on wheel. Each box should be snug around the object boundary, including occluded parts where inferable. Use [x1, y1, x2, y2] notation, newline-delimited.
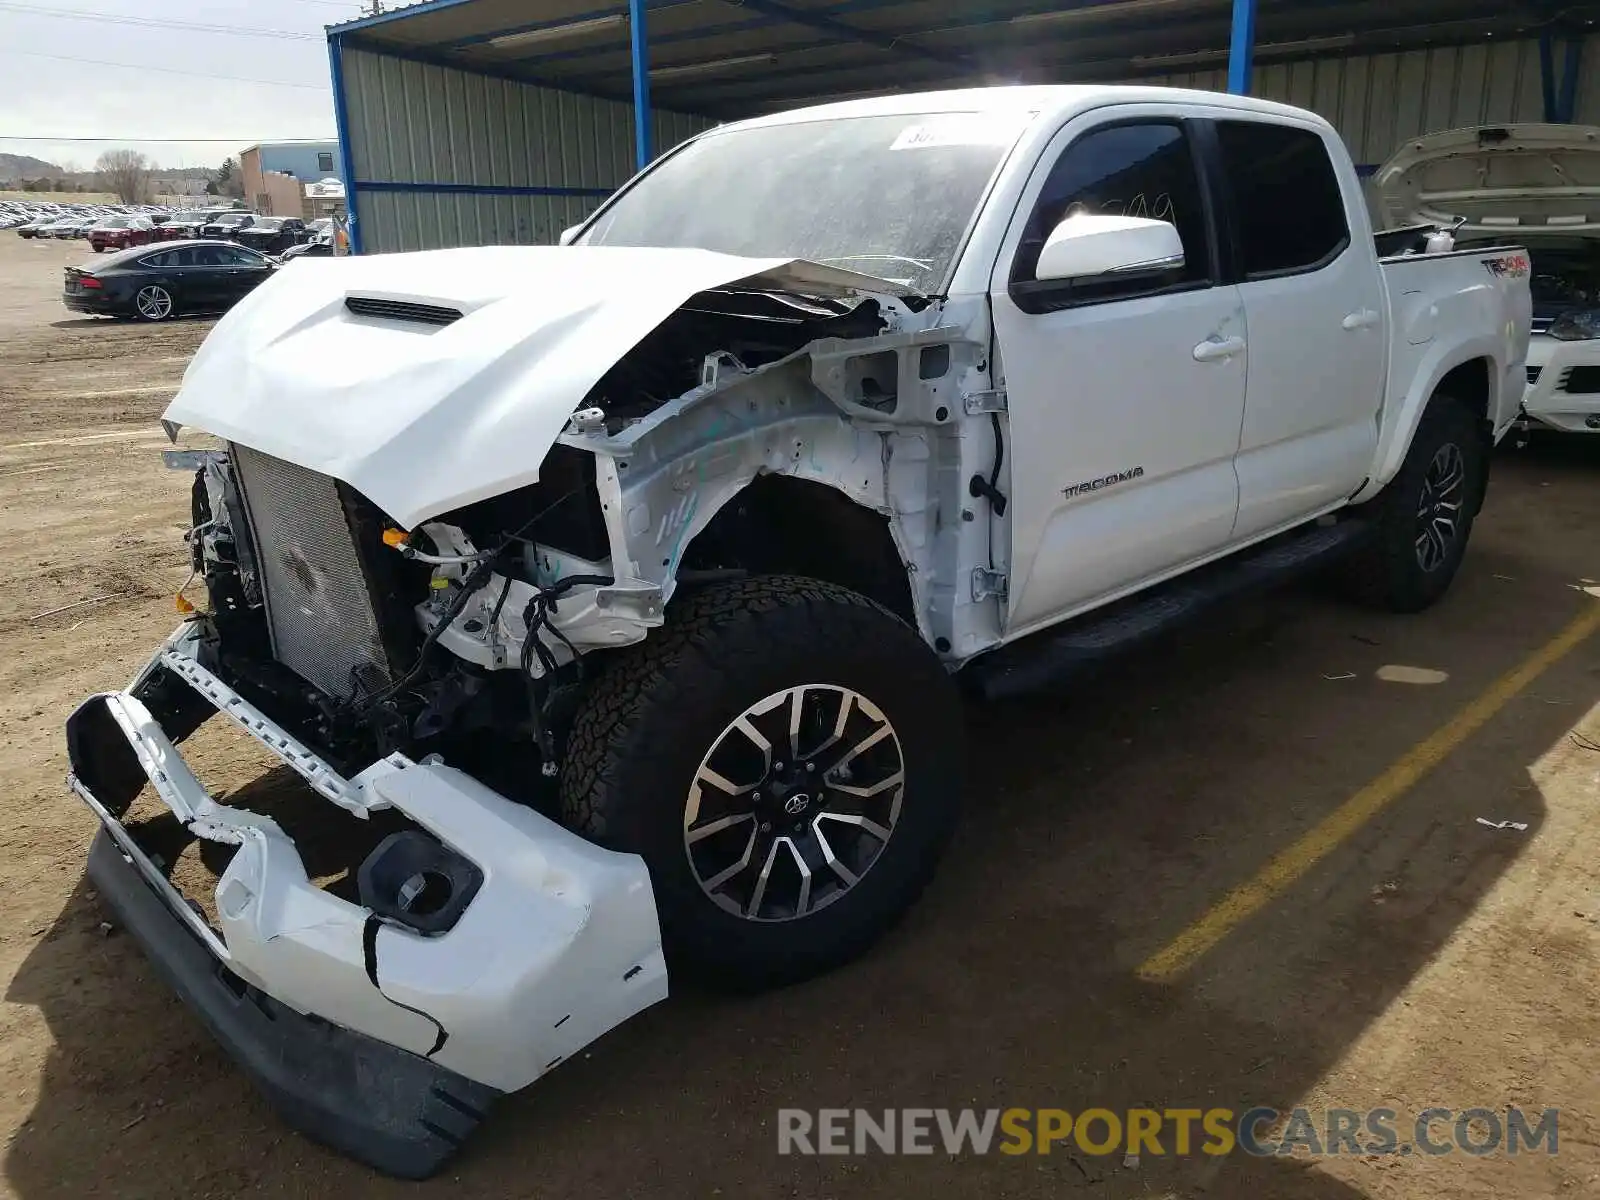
[783, 794, 810, 816]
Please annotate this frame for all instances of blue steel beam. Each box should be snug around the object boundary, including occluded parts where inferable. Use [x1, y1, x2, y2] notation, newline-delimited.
[1540, 31, 1559, 121]
[326, 33, 363, 255]
[1560, 36, 1582, 123]
[630, 0, 653, 169]
[354, 182, 614, 197]
[1227, 0, 1257, 94]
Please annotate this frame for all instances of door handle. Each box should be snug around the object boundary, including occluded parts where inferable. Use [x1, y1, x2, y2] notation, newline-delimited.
[1192, 335, 1246, 363]
[1342, 309, 1380, 331]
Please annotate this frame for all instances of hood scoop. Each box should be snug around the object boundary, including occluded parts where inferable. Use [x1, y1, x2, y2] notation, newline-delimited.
[345, 295, 463, 326]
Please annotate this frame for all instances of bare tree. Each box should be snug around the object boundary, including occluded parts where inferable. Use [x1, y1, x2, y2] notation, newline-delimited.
[96, 149, 153, 204]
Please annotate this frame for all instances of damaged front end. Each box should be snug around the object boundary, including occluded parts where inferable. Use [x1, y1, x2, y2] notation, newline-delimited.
[66, 246, 998, 1176]
[69, 624, 667, 1178]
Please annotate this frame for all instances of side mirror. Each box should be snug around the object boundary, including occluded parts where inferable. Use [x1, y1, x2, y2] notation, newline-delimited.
[1034, 213, 1184, 283]
[557, 224, 581, 247]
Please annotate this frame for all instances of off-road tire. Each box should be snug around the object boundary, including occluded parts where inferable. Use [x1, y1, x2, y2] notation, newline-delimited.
[1340, 396, 1487, 612]
[560, 575, 963, 989]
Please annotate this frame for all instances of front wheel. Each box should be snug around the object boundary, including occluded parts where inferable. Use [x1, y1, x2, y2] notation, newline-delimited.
[561, 576, 963, 988]
[1339, 397, 1487, 612]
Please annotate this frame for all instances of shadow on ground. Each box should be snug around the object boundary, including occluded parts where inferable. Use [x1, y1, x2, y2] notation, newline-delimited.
[49, 315, 214, 330]
[7, 441, 1599, 1199]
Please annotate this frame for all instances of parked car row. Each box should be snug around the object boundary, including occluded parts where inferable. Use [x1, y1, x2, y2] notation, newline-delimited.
[6, 199, 181, 239]
[20, 207, 246, 246]
[12, 201, 333, 258]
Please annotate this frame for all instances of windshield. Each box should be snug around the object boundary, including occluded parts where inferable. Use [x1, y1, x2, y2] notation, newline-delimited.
[96, 217, 128, 229]
[214, 213, 248, 225]
[579, 111, 1033, 291]
[252, 219, 284, 231]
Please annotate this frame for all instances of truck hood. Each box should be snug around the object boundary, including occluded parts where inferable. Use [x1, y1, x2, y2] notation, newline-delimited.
[1375, 123, 1600, 238]
[164, 245, 914, 528]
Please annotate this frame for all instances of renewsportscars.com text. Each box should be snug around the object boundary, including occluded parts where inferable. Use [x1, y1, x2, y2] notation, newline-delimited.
[777, 1106, 1559, 1158]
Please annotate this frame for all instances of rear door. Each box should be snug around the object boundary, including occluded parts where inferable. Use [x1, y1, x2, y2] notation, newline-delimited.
[1214, 118, 1385, 538]
[989, 111, 1248, 633]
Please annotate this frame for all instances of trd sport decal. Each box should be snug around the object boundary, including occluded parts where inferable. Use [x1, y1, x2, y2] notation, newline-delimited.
[1483, 253, 1530, 279]
[1063, 467, 1145, 498]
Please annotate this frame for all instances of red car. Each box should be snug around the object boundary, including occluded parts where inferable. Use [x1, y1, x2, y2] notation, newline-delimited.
[89, 215, 157, 253]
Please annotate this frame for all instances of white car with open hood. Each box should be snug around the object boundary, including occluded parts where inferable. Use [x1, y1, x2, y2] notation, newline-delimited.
[1377, 122, 1600, 433]
[66, 85, 1530, 1178]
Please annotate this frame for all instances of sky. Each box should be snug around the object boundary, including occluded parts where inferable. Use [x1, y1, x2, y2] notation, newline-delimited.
[0, 0, 372, 171]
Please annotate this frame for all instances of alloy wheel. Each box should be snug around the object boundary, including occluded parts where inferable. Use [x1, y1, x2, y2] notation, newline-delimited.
[683, 684, 906, 923]
[135, 285, 173, 321]
[1414, 441, 1466, 573]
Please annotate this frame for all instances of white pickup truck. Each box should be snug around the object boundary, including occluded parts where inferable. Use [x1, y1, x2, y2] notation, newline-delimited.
[66, 85, 1530, 1177]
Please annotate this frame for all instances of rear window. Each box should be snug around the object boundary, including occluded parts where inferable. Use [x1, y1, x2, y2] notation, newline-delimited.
[1216, 120, 1350, 278]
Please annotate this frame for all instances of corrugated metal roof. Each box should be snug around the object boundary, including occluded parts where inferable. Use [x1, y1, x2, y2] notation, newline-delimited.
[331, 0, 1600, 118]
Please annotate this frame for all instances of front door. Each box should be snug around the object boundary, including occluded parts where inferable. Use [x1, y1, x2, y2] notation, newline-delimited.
[214, 245, 274, 301]
[991, 115, 1247, 635]
[183, 243, 235, 309]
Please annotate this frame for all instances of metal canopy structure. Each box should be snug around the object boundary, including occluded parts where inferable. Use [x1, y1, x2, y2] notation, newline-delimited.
[331, 0, 1596, 133]
[325, 0, 1600, 253]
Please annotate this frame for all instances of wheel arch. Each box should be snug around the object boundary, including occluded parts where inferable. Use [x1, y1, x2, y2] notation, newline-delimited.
[1354, 346, 1501, 505]
[592, 356, 937, 644]
[674, 473, 918, 628]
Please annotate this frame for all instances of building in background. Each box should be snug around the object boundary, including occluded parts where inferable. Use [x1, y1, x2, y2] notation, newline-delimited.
[303, 177, 346, 220]
[241, 140, 344, 216]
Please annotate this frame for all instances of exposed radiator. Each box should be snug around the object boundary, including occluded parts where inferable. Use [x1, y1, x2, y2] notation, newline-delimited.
[230, 444, 393, 701]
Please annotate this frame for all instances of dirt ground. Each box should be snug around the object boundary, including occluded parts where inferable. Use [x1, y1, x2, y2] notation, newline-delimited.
[1, 232, 1599, 1200]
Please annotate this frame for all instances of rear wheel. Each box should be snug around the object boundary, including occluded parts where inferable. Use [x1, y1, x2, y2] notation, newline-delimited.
[561, 575, 963, 988]
[1339, 396, 1486, 612]
[134, 284, 174, 322]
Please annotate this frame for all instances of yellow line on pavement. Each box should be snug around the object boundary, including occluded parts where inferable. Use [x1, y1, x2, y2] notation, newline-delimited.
[1138, 598, 1600, 984]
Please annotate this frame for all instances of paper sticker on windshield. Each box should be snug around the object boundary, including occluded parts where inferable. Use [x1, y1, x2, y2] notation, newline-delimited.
[891, 114, 1027, 151]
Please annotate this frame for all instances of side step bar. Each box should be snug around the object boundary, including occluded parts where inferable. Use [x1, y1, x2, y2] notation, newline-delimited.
[964, 519, 1371, 702]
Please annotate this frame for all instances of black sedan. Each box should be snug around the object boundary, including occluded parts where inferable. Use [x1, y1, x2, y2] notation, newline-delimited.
[63, 240, 277, 321]
[200, 212, 256, 240]
[233, 216, 307, 255]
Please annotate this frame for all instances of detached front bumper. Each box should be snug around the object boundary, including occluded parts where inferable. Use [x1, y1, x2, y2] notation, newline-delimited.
[66, 623, 669, 1177]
